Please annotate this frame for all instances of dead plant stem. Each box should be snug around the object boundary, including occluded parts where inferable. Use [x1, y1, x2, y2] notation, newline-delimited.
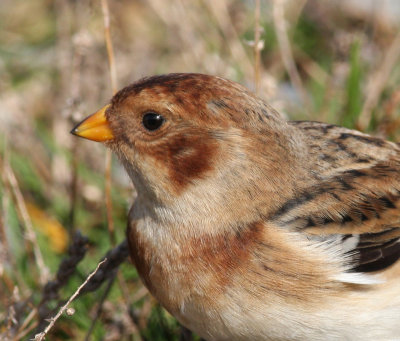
[273, 0, 310, 109]
[254, 0, 261, 94]
[100, 0, 117, 247]
[2, 158, 49, 285]
[357, 31, 400, 130]
[34, 259, 107, 341]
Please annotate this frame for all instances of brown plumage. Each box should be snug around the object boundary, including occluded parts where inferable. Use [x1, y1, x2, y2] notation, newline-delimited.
[72, 73, 400, 340]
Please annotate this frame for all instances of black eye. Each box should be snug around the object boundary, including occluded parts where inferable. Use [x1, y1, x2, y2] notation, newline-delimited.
[142, 112, 165, 131]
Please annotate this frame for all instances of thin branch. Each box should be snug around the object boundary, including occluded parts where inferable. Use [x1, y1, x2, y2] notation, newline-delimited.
[35, 236, 128, 337]
[14, 320, 38, 341]
[0, 154, 10, 277]
[0, 174, 27, 295]
[36, 231, 89, 332]
[100, 0, 118, 94]
[33, 259, 107, 341]
[204, 0, 254, 76]
[179, 326, 194, 341]
[357, 31, 400, 131]
[254, 0, 261, 94]
[2, 158, 49, 285]
[78, 240, 129, 296]
[99, 5, 141, 338]
[100, 0, 117, 247]
[1, 147, 30, 295]
[104, 150, 116, 245]
[273, 0, 310, 108]
[13, 309, 38, 341]
[84, 275, 116, 341]
[68, 137, 79, 233]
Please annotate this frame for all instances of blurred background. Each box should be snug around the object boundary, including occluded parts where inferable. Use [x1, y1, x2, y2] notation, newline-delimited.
[1, 0, 399, 340]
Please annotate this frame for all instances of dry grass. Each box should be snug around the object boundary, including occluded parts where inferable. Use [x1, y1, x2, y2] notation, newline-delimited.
[0, 0, 399, 339]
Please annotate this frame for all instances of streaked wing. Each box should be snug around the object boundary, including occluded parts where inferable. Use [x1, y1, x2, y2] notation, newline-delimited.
[271, 121, 400, 272]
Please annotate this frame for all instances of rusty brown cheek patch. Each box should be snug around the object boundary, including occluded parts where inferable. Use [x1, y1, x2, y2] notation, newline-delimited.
[145, 130, 219, 193]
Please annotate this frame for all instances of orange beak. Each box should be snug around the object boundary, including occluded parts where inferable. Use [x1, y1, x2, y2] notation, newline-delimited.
[70, 104, 114, 142]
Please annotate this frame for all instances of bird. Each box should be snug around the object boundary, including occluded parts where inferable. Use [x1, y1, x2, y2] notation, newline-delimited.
[71, 73, 400, 341]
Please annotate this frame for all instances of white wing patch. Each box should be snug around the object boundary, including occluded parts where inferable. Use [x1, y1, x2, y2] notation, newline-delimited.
[333, 272, 384, 285]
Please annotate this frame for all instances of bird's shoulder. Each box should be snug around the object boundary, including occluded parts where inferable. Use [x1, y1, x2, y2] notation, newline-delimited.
[271, 121, 400, 273]
[290, 120, 400, 168]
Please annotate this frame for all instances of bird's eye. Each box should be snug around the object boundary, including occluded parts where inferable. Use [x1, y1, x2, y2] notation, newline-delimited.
[142, 112, 165, 131]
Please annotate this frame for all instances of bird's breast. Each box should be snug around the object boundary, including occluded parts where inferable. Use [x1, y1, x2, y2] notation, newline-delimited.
[125, 218, 270, 323]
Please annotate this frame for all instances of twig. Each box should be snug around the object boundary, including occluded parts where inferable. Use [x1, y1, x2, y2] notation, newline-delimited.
[67, 30, 87, 233]
[13, 309, 38, 341]
[68, 138, 79, 232]
[254, 0, 261, 94]
[273, 0, 310, 109]
[294, 47, 329, 85]
[179, 326, 194, 341]
[34, 236, 129, 338]
[13, 320, 38, 341]
[78, 239, 129, 296]
[84, 275, 116, 341]
[37, 231, 89, 331]
[33, 259, 107, 341]
[99, 4, 142, 339]
[204, 0, 254, 76]
[78, 240, 141, 340]
[131, 286, 149, 303]
[0, 153, 27, 293]
[2, 158, 49, 285]
[357, 32, 400, 131]
[100, 0, 117, 246]
[0, 153, 10, 277]
[104, 150, 116, 245]
[100, 0, 118, 94]
[53, 0, 78, 237]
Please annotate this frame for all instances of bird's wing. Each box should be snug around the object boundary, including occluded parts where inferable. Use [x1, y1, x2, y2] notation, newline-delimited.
[271, 121, 400, 273]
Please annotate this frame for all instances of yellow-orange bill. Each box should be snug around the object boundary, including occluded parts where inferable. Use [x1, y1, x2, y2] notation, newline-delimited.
[70, 104, 114, 142]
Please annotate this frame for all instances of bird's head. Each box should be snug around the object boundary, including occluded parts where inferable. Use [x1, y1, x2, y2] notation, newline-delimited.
[72, 73, 307, 221]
